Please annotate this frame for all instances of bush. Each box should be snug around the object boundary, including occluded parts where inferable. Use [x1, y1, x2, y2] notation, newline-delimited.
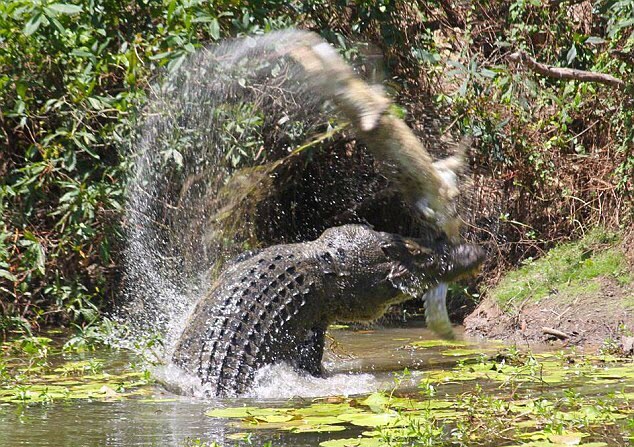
[1, 0, 632, 333]
[0, 0, 296, 332]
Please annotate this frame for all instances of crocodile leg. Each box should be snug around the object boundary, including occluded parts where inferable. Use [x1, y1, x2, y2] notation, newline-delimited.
[296, 324, 327, 376]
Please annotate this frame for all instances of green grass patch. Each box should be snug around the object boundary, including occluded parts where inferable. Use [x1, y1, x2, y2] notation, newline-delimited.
[490, 229, 632, 310]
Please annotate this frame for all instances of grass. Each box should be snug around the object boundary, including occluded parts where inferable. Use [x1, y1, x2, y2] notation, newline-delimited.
[489, 228, 633, 310]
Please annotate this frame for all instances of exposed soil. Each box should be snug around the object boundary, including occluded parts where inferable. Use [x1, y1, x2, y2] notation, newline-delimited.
[464, 276, 634, 351]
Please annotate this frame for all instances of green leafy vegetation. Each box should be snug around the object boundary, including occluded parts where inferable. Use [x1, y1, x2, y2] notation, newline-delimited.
[205, 346, 634, 446]
[2, 329, 633, 446]
[0, 332, 152, 403]
[489, 228, 632, 309]
[0, 1, 632, 336]
[0, 0, 298, 333]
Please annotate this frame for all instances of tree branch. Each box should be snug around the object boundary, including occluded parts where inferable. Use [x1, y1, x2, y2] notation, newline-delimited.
[509, 50, 625, 88]
[542, 327, 570, 340]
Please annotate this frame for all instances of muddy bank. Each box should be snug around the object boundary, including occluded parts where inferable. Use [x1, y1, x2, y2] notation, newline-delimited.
[464, 230, 634, 350]
[464, 277, 633, 349]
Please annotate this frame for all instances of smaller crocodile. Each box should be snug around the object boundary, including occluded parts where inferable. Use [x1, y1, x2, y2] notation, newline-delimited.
[172, 224, 484, 396]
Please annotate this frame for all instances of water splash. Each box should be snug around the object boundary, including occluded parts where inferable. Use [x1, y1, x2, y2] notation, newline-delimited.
[247, 364, 380, 399]
[118, 31, 334, 359]
[116, 30, 464, 397]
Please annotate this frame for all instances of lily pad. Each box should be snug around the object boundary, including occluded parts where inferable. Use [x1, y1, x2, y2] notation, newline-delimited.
[409, 339, 467, 349]
[206, 407, 262, 418]
[287, 424, 347, 433]
[440, 348, 483, 357]
[296, 402, 363, 417]
[337, 412, 402, 427]
[506, 443, 607, 447]
[320, 437, 386, 447]
[300, 416, 344, 425]
[251, 414, 295, 423]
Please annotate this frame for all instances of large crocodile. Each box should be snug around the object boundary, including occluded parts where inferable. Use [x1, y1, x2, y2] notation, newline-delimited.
[172, 224, 484, 397]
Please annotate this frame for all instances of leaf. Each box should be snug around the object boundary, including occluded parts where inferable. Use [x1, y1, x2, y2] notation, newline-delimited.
[320, 437, 384, 447]
[47, 15, 65, 33]
[23, 12, 44, 36]
[480, 68, 498, 79]
[209, 18, 220, 40]
[87, 97, 103, 111]
[567, 45, 577, 65]
[47, 3, 83, 15]
[358, 392, 391, 410]
[440, 348, 483, 357]
[206, 407, 260, 418]
[337, 412, 401, 427]
[0, 269, 17, 282]
[295, 403, 362, 417]
[410, 339, 467, 348]
[253, 414, 294, 423]
[585, 36, 606, 45]
[547, 432, 587, 445]
[167, 54, 186, 72]
[298, 416, 344, 426]
[149, 51, 172, 61]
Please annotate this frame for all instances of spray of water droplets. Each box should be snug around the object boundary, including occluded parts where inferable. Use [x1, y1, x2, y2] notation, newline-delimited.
[116, 31, 334, 358]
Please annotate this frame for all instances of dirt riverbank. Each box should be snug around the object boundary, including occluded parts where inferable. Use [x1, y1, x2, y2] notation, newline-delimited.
[464, 230, 634, 351]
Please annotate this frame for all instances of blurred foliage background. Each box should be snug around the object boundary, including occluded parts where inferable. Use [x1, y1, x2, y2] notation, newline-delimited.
[0, 0, 632, 334]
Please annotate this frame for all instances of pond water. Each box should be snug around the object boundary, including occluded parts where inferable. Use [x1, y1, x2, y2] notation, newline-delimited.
[1, 323, 632, 447]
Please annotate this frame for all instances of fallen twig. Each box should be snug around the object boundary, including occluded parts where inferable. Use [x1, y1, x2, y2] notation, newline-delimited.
[542, 326, 571, 340]
[509, 50, 625, 88]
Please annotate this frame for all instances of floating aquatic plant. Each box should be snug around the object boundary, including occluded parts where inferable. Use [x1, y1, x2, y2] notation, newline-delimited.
[0, 335, 153, 403]
[205, 348, 634, 446]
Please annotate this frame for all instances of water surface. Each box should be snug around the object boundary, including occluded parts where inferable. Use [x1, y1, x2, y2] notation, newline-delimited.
[2, 324, 632, 446]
